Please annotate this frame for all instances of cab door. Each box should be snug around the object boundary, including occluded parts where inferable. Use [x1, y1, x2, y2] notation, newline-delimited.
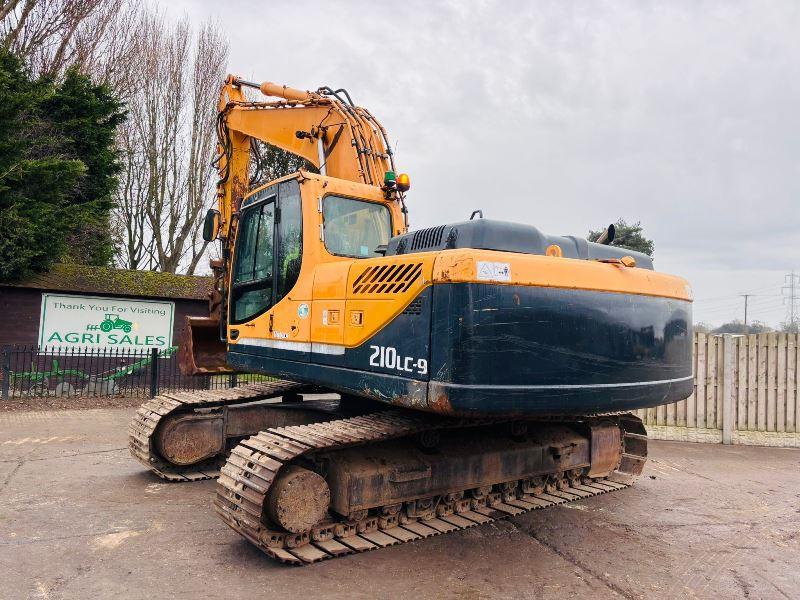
[230, 194, 276, 326]
[229, 180, 308, 362]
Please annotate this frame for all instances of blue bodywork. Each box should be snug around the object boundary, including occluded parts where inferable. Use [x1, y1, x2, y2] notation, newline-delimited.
[228, 283, 693, 417]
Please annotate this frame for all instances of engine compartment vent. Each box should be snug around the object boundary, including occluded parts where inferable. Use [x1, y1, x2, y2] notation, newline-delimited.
[410, 225, 446, 251]
[352, 263, 423, 294]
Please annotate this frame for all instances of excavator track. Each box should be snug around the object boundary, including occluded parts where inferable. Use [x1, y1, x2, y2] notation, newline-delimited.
[215, 411, 646, 565]
[129, 380, 308, 481]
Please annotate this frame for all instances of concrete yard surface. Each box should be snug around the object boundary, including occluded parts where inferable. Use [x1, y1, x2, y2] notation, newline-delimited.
[1, 407, 799, 600]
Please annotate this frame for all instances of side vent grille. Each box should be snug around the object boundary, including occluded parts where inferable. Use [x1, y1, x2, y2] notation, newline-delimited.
[410, 225, 446, 251]
[353, 263, 423, 294]
[402, 297, 423, 315]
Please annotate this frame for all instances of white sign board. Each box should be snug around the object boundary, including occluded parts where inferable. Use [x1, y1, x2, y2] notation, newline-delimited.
[38, 293, 175, 351]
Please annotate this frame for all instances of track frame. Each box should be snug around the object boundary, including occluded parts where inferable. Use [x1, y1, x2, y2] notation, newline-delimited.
[214, 411, 646, 564]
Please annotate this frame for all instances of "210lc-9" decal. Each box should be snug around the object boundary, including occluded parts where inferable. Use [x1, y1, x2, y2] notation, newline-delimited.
[368, 345, 428, 375]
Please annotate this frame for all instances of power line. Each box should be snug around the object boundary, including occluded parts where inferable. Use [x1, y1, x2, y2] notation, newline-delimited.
[693, 277, 800, 329]
[782, 271, 800, 328]
[741, 294, 752, 329]
[693, 284, 780, 303]
[699, 296, 783, 314]
[700, 304, 784, 317]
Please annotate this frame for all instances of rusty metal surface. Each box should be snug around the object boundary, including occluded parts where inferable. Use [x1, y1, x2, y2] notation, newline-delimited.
[266, 466, 331, 533]
[156, 414, 225, 466]
[214, 412, 647, 565]
[321, 425, 595, 515]
[128, 380, 309, 481]
[587, 421, 622, 478]
[224, 402, 339, 437]
[613, 414, 648, 482]
[178, 316, 232, 375]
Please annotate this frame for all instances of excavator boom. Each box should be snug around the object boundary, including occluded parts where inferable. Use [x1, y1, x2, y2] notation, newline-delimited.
[215, 76, 399, 242]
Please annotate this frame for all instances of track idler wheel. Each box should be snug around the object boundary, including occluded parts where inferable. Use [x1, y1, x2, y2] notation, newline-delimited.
[266, 466, 330, 533]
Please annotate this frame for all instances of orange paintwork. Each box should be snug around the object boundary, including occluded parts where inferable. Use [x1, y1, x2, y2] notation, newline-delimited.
[432, 250, 693, 301]
[227, 174, 691, 351]
[258, 81, 320, 102]
[342, 255, 436, 347]
[227, 173, 409, 347]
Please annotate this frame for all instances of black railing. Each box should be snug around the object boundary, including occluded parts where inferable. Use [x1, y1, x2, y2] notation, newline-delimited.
[0, 345, 266, 400]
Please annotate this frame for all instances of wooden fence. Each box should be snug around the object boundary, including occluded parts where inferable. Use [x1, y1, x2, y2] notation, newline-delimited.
[634, 333, 800, 446]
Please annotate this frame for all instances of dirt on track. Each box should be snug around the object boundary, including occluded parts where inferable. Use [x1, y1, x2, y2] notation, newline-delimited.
[1, 406, 799, 600]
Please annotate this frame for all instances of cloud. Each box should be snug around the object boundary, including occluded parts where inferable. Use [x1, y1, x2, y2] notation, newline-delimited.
[163, 0, 800, 326]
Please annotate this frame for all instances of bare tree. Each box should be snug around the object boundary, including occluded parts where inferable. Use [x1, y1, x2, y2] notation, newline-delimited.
[114, 12, 228, 274]
[112, 115, 154, 270]
[2, 1, 229, 275]
[0, 0, 139, 90]
[184, 22, 228, 274]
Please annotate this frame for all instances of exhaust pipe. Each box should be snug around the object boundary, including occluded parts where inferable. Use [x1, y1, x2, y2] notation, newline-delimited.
[595, 224, 616, 245]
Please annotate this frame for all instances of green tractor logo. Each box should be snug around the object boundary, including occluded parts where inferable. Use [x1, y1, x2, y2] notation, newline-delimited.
[88, 314, 133, 333]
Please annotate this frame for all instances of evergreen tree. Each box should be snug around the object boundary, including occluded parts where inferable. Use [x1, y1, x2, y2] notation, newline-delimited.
[44, 68, 125, 266]
[711, 320, 772, 334]
[0, 52, 124, 282]
[588, 218, 655, 257]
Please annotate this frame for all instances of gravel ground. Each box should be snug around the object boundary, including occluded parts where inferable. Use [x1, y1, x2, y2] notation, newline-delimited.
[0, 394, 144, 413]
[1, 406, 799, 600]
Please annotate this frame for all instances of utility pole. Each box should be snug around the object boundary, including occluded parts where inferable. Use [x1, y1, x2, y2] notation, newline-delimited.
[740, 294, 753, 331]
[782, 271, 800, 330]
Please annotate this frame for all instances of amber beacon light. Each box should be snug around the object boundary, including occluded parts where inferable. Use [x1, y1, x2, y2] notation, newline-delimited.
[396, 173, 411, 192]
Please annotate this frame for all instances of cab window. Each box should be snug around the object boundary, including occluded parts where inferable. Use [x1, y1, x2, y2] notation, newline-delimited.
[231, 180, 303, 324]
[323, 196, 391, 258]
[276, 181, 302, 300]
[232, 198, 275, 323]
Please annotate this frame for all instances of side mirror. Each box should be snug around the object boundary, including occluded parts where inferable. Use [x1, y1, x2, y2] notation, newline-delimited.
[202, 209, 221, 242]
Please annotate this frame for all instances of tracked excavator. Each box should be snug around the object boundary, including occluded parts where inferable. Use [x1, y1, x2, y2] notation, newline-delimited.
[129, 75, 693, 564]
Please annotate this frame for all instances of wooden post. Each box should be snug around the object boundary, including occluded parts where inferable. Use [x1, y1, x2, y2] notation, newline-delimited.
[777, 333, 787, 433]
[722, 335, 734, 444]
[706, 335, 717, 428]
[758, 333, 767, 431]
[696, 333, 707, 428]
[736, 336, 747, 430]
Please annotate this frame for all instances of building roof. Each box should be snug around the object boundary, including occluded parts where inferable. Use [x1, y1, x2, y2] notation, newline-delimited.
[3, 263, 212, 301]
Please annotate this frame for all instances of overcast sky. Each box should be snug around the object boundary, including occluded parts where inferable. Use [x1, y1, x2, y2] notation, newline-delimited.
[162, 0, 800, 327]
